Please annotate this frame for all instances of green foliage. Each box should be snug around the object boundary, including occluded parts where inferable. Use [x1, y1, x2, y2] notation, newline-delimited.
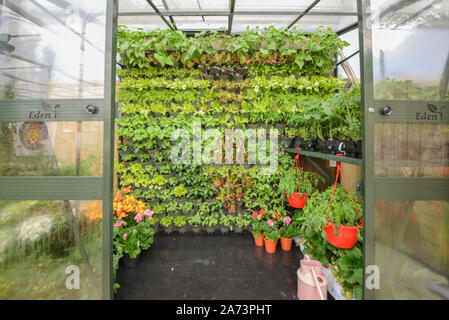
[202, 212, 219, 228]
[279, 221, 295, 238]
[153, 203, 165, 215]
[261, 219, 280, 242]
[234, 213, 251, 228]
[335, 246, 363, 300]
[165, 200, 179, 215]
[173, 184, 188, 198]
[293, 184, 364, 300]
[219, 214, 235, 228]
[160, 214, 173, 227]
[287, 87, 362, 141]
[117, 25, 348, 76]
[278, 166, 324, 197]
[150, 173, 167, 189]
[174, 215, 187, 227]
[114, 219, 155, 259]
[188, 212, 203, 226]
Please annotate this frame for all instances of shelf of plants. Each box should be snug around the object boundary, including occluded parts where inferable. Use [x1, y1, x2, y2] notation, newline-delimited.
[113, 26, 363, 299]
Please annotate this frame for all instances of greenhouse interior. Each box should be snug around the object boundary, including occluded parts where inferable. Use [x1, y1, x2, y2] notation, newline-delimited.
[0, 0, 448, 302]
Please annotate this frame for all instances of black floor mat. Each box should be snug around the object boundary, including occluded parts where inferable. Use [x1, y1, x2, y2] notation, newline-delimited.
[114, 232, 309, 300]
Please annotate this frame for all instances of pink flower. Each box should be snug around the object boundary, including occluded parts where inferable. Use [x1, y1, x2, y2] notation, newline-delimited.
[284, 216, 292, 225]
[114, 220, 126, 228]
[144, 209, 154, 218]
[123, 233, 128, 239]
[267, 219, 275, 227]
[134, 213, 143, 223]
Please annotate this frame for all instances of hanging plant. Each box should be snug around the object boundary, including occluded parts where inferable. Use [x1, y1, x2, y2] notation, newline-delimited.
[277, 156, 324, 208]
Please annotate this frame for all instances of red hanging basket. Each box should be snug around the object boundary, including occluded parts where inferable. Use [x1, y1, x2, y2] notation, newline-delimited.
[286, 192, 308, 209]
[324, 154, 362, 250]
[285, 148, 309, 209]
[324, 218, 360, 249]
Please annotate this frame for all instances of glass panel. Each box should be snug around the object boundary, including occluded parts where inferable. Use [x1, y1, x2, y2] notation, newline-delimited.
[374, 123, 449, 178]
[165, 0, 229, 11]
[118, 15, 169, 31]
[310, 0, 358, 13]
[371, 0, 449, 101]
[234, 0, 356, 13]
[231, 15, 297, 33]
[235, 0, 315, 11]
[119, 0, 163, 12]
[374, 200, 449, 299]
[337, 29, 360, 79]
[293, 15, 357, 32]
[174, 16, 228, 30]
[0, 200, 103, 299]
[0, 0, 107, 99]
[0, 121, 103, 176]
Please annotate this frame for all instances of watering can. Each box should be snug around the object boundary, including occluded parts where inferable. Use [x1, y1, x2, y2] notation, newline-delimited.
[297, 255, 327, 300]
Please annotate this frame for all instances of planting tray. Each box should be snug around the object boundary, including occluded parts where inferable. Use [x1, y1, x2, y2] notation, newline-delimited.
[321, 266, 356, 300]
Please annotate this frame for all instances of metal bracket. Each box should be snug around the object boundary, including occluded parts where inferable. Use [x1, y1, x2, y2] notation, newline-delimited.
[306, 156, 334, 183]
[356, 178, 363, 197]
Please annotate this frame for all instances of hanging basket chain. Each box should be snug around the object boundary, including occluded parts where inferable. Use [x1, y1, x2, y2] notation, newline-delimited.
[290, 147, 302, 195]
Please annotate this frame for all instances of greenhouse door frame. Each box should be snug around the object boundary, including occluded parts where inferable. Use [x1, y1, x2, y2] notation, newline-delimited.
[0, 1, 118, 299]
[358, 0, 449, 300]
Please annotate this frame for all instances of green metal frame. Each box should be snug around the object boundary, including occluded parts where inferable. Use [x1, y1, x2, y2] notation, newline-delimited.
[102, 0, 118, 300]
[0, 0, 117, 300]
[358, 0, 372, 301]
[145, 0, 175, 30]
[0, 99, 105, 121]
[118, 10, 358, 17]
[358, 0, 449, 300]
[287, 0, 321, 29]
[306, 157, 334, 183]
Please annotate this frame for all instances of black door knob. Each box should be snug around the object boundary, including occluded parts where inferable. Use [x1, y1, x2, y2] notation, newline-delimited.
[86, 105, 97, 114]
[382, 106, 392, 115]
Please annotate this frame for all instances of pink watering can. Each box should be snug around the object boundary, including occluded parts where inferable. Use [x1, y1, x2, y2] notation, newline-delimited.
[297, 255, 327, 300]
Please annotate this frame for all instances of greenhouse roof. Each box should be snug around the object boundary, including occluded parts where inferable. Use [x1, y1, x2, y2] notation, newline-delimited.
[118, 0, 359, 34]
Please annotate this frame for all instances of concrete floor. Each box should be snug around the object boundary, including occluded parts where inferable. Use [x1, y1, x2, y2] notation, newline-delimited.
[115, 232, 310, 300]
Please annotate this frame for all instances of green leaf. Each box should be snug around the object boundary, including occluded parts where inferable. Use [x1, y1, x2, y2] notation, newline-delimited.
[353, 286, 363, 300]
[154, 53, 167, 67]
[294, 53, 305, 68]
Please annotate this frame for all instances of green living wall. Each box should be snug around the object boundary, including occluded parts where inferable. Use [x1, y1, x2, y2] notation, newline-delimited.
[115, 26, 363, 298]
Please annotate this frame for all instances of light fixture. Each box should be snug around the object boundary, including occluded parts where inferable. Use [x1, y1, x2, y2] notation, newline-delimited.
[0, 33, 15, 54]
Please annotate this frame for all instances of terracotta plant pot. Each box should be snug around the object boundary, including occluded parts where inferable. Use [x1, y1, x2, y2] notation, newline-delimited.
[286, 192, 308, 209]
[280, 237, 293, 251]
[253, 233, 264, 247]
[264, 238, 278, 254]
[323, 220, 359, 249]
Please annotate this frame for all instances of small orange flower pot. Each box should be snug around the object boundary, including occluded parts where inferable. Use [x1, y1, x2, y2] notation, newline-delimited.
[264, 238, 278, 254]
[253, 233, 264, 247]
[280, 237, 293, 251]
